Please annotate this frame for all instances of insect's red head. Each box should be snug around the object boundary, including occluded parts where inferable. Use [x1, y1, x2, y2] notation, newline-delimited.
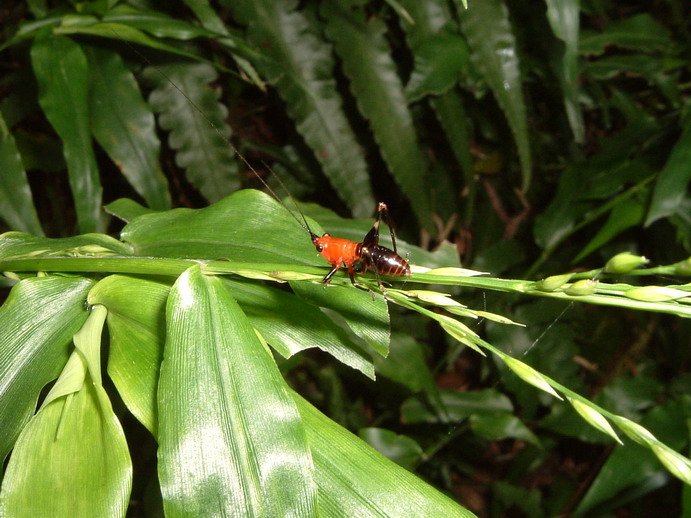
[312, 233, 329, 252]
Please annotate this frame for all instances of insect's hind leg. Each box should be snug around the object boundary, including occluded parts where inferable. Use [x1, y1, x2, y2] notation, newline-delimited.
[362, 202, 400, 254]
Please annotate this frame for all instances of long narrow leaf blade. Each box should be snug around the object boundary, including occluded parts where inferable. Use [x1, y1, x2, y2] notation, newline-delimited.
[321, 2, 432, 229]
[144, 62, 240, 203]
[645, 118, 691, 226]
[85, 45, 171, 210]
[460, 0, 532, 190]
[30, 31, 103, 233]
[158, 265, 316, 516]
[230, 0, 375, 218]
[0, 114, 43, 235]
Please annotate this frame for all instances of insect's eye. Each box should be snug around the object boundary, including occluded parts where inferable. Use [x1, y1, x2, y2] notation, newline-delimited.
[316, 244, 323, 252]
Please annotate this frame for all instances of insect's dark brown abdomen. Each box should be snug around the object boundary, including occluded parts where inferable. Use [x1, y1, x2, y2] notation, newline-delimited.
[364, 245, 410, 276]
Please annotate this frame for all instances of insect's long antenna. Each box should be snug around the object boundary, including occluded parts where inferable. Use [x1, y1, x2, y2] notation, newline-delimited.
[115, 34, 317, 237]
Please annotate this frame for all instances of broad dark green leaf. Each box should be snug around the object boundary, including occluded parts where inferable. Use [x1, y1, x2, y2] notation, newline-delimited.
[30, 31, 103, 233]
[120, 189, 320, 264]
[546, 0, 584, 143]
[294, 393, 474, 517]
[158, 265, 316, 516]
[0, 276, 93, 463]
[0, 114, 43, 235]
[0, 306, 132, 517]
[401, 389, 514, 424]
[645, 119, 691, 226]
[85, 45, 171, 211]
[359, 427, 424, 470]
[321, 1, 432, 229]
[229, 0, 375, 218]
[224, 278, 376, 378]
[144, 62, 240, 203]
[88, 275, 170, 435]
[460, 0, 532, 190]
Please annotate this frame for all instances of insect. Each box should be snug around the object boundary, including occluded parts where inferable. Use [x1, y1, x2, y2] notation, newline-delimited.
[255, 171, 411, 290]
[303, 201, 410, 290]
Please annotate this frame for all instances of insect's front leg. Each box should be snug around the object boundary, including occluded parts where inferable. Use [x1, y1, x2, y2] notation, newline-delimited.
[322, 264, 341, 284]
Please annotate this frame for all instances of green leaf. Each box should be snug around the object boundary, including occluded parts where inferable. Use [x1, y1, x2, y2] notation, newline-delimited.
[0, 276, 94, 463]
[574, 195, 646, 263]
[645, 119, 691, 226]
[88, 275, 170, 435]
[230, 0, 375, 218]
[290, 279, 390, 357]
[402, 389, 514, 424]
[460, 0, 532, 190]
[54, 19, 218, 65]
[105, 198, 159, 223]
[469, 413, 540, 446]
[0, 231, 132, 258]
[157, 265, 316, 516]
[579, 14, 674, 55]
[0, 113, 43, 235]
[30, 31, 103, 233]
[84, 45, 171, 211]
[225, 278, 376, 378]
[358, 428, 424, 470]
[120, 189, 320, 264]
[574, 400, 688, 515]
[374, 333, 436, 393]
[321, 1, 432, 229]
[545, 0, 584, 143]
[180, 0, 266, 90]
[102, 3, 220, 40]
[405, 31, 469, 102]
[294, 393, 474, 517]
[1, 306, 132, 517]
[144, 62, 239, 203]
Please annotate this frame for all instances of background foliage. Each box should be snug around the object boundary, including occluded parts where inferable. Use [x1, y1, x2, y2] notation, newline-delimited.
[0, 0, 690, 516]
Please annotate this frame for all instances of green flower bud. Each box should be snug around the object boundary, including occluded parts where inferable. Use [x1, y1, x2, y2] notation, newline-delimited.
[569, 398, 622, 444]
[564, 279, 598, 296]
[614, 416, 656, 446]
[673, 257, 691, 276]
[535, 273, 574, 291]
[604, 252, 649, 274]
[651, 444, 691, 485]
[503, 357, 562, 400]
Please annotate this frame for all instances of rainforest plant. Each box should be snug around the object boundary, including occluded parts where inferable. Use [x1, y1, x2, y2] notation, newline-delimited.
[1, 0, 690, 516]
